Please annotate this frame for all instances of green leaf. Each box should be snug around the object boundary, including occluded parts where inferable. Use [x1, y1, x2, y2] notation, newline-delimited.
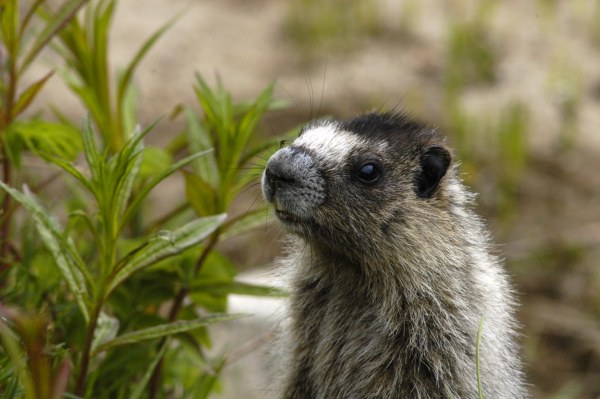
[6, 120, 82, 167]
[189, 357, 225, 399]
[114, 119, 161, 166]
[116, 16, 177, 113]
[19, 0, 87, 73]
[225, 82, 275, 175]
[129, 340, 168, 399]
[139, 146, 172, 179]
[120, 149, 212, 230]
[90, 0, 115, 144]
[93, 313, 243, 354]
[190, 281, 288, 297]
[220, 207, 270, 241]
[0, 182, 90, 322]
[189, 251, 235, 313]
[0, 309, 36, 399]
[184, 108, 218, 186]
[238, 124, 301, 168]
[108, 214, 227, 293]
[114, 125, 144, 219]
[90, 312, 120, 354]
[80, 115, 103, 184]
[12, 71, 54, 118]
[0, 0, 19, 57]
[184, 172, 217, 217]
[45, 156, 94, 194]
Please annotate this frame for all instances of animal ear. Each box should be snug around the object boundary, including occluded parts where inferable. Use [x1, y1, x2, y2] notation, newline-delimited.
[414, 146, 451, 198]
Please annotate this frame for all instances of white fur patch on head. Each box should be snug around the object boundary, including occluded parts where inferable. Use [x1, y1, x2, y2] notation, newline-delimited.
[294, 123, 370, 162]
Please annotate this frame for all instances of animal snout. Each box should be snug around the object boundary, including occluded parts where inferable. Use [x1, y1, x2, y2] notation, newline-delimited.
[264, 157, 299, 193]
[263, 147, 308, 199]
[262, 147, 326, 214]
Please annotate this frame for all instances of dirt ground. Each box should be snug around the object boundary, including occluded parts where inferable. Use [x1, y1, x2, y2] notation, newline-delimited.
[35, 0, 600, 398]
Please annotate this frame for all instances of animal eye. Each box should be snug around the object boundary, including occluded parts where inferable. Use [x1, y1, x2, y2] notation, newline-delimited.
[357, 163, 381, 185]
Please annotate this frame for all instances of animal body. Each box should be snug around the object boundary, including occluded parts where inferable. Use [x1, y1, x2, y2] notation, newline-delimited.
[262, 112, 527, 399]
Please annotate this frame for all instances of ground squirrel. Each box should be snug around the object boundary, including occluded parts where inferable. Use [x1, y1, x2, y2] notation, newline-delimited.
[262, 112, 527, 398]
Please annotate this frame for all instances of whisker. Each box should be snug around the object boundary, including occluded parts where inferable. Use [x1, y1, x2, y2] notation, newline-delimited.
[317, 55, 328, 120]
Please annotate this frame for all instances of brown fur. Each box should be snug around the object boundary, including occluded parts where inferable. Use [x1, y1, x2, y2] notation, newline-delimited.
[263, 113, 527, 398]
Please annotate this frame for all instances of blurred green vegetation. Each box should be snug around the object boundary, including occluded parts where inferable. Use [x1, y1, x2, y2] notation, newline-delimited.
[286, 0, 383, 54]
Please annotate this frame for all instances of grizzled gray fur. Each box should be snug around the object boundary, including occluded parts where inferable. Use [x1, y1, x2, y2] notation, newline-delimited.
[262, 113, 527, 399]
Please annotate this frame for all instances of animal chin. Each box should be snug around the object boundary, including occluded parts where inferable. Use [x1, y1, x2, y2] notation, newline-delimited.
[274, 208, 313, 235]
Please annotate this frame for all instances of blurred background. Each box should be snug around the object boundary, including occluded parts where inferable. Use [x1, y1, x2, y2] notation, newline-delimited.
[27, 0, 600, 398]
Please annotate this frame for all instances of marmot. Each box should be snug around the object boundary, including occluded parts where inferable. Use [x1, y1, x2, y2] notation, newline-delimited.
[262, 112, 527, 398]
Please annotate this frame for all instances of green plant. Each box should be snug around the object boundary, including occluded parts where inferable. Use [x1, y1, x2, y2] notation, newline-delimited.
[51, 0, 174, 153]
[286, 0, 382, 54]
[441, 98, 530, 225]
[0, 0, 86, 283]
[146, 74, 292, 396]
[495, 101, 529, 219]
[0, 117, 234, 396]
[547, 60, 582, 152]
[1, 1, 289, 396]
[444, 0, 498, 96]
[0, 306, 70, 399]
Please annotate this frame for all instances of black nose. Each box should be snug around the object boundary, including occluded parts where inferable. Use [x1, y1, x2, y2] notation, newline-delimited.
[265, 160, 298, 194]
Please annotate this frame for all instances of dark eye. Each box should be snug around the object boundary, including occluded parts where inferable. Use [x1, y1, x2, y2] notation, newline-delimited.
[357, 163, 381, 185]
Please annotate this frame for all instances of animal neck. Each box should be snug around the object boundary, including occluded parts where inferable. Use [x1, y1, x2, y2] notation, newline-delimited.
[299, 236, 481, 328]
[292, 241, 483, 395]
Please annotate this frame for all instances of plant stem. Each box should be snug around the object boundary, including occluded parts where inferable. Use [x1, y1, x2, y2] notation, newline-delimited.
[0, 153, 12, 277]
[74, 300, 103, 396]
[148, 232, 220, 399]
[0, 49, 17, 284]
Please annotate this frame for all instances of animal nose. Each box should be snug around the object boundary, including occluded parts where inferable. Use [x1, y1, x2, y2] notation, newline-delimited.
[262, 146, 326, 214]
[263, 146, 314, 203]
[266, 162, 297, 185]
[264, 155, 299, 194]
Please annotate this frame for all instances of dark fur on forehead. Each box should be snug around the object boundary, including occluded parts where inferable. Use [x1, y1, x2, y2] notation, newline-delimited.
[339, 112, 441, 148]
[340, 112, 424, 134]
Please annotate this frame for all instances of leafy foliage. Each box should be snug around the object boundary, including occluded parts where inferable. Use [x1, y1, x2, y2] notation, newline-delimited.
[0, 1, 287, 397]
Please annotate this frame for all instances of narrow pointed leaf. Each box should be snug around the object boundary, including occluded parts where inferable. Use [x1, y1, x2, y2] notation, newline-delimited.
[12, 71, 54, 117]
[114, 127, 143, 218]
[184, 173, 217, 217]
[6, 120, 82, 162]
[117, 16, 177, 109]
[93, 313, 243, 353]
[108, 214, 227, 293]
[117, 119, 161, 165]
[190, 281, 288, 297]
[0, 0, 19, 56]
[185, 108, 218, 186]
[20, 0, 87, 72]
[45, 157, 94, 194]
[120, 150, 213, 230]
[90, 1, 115, 144]
[220, 207, 270, 241]
[129, 340, 168, 399]
[0, 182, 90, 322]
[80, 115, 102, 183]
[238, 125, 301, 168]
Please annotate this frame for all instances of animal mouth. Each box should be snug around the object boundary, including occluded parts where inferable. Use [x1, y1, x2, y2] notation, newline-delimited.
[275, 209, 304, 225]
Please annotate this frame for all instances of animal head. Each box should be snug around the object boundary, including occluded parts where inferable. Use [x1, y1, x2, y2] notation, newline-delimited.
[262, 112, 456, 261]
